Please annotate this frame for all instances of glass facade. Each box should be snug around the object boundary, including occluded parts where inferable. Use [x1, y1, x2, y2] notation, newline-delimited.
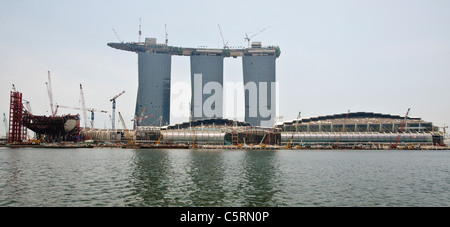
[136, 52, 171, 126]
[190, 55, 224, 120]
[242, 55, 276, 127]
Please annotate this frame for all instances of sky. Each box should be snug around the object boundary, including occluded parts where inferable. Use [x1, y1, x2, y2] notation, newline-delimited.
[1, 0, 450, 136]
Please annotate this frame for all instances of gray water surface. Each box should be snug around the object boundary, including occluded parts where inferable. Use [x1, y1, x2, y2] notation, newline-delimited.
[1, 148, 449, 206]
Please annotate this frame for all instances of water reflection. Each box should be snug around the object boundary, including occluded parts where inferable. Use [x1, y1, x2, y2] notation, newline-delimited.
[237, 150, 285, 206]
[128, 149, 171, 206]
[2, 149, 450, 206]
[2, 151, 24, 206]
[186, 150, 226, 206]
[128, 149, 287, 206]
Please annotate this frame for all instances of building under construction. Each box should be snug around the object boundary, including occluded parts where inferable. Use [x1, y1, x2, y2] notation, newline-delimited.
[81, 118, 278, 147]
[5, 85, 445, 148]
[108, 37, 280, 127]
[78, 112, 444, 149]
[7, 88, 81, 143]
[3, 28, 446, 149]
[277, 112, 443, 147]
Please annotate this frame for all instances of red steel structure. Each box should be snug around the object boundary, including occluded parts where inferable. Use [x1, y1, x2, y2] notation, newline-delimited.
[9, 90, 27, 142]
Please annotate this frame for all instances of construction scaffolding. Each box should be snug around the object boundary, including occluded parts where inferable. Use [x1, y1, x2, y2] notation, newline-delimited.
[8, 90, 27, 142]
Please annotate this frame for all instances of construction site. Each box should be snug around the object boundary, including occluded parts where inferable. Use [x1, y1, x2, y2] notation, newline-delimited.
[1, 80, 447, 150]
[1, 25, 448, 150]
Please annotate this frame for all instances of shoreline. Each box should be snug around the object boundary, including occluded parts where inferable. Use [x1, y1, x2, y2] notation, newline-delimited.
[1, 143, 449, 150]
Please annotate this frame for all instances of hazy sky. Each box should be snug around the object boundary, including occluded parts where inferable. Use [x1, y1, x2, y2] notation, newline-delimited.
[1, 0, 449, 135]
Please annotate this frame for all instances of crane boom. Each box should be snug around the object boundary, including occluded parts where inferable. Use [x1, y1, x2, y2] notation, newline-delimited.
[245, 26, 271, 48]
[79, 84, 88, 128]
[46, 71, 55, 117]
[110, 90, 125, 130]
[118, 111, 134, 144]
[110, 90, 125, 102]
[132, 114, 154, 121]
[23, 99, 32, 114]
[218, 24, 228, 49]
[112, 28, 123, 43]
[392, 108, 411, 148]
[57, 104, 107, 113]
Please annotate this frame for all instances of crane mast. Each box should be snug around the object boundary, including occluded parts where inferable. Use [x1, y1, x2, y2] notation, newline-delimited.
[165, 24, 168, 45]
[138, 18, 142, 43]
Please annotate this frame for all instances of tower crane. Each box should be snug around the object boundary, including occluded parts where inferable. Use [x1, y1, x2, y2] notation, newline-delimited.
[110, 90, 125, 130]
[218, 24, 229, 49]
[45, 71, 56, 117]
[245, 26, 271, 48]
[56, 105, 107, 129]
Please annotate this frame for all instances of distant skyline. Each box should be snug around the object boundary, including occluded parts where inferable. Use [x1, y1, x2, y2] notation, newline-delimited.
[1, 0, 450, 136]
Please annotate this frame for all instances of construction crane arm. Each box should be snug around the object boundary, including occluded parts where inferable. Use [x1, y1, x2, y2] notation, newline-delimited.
[23, 99, 32, 114]
[118, 111, 134, 144]
[57, 105, 107, 113]
[131, 114, 154, 121]
[110, 90, 126, 130]
[218, 24, 228, 49]
[392, 108, 411, 148]
[46, 71, 55, 117]
[110, 90, 126, 102]
[112, 28, 123, 43]
[250, 26, 271, 39]
[79, 84, 88, 128]
[245, 26, 271, 48]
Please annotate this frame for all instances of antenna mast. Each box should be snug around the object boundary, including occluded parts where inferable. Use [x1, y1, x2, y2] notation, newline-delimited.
[165, 24, 168, 45]
[139, 18, 142, 43]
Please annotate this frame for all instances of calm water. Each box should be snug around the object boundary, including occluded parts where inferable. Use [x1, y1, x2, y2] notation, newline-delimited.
[0, 147, 449, 207]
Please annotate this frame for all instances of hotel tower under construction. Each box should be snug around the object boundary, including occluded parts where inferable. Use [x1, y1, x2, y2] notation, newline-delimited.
[108, 37, 281, 127]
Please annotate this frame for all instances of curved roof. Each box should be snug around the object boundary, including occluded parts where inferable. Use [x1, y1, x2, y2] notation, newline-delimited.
[165, 118, 251, 130]
[281, 112, 427, 126]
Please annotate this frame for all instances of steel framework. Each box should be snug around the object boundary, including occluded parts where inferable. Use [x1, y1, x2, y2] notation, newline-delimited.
[9, 91, 26, 142]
